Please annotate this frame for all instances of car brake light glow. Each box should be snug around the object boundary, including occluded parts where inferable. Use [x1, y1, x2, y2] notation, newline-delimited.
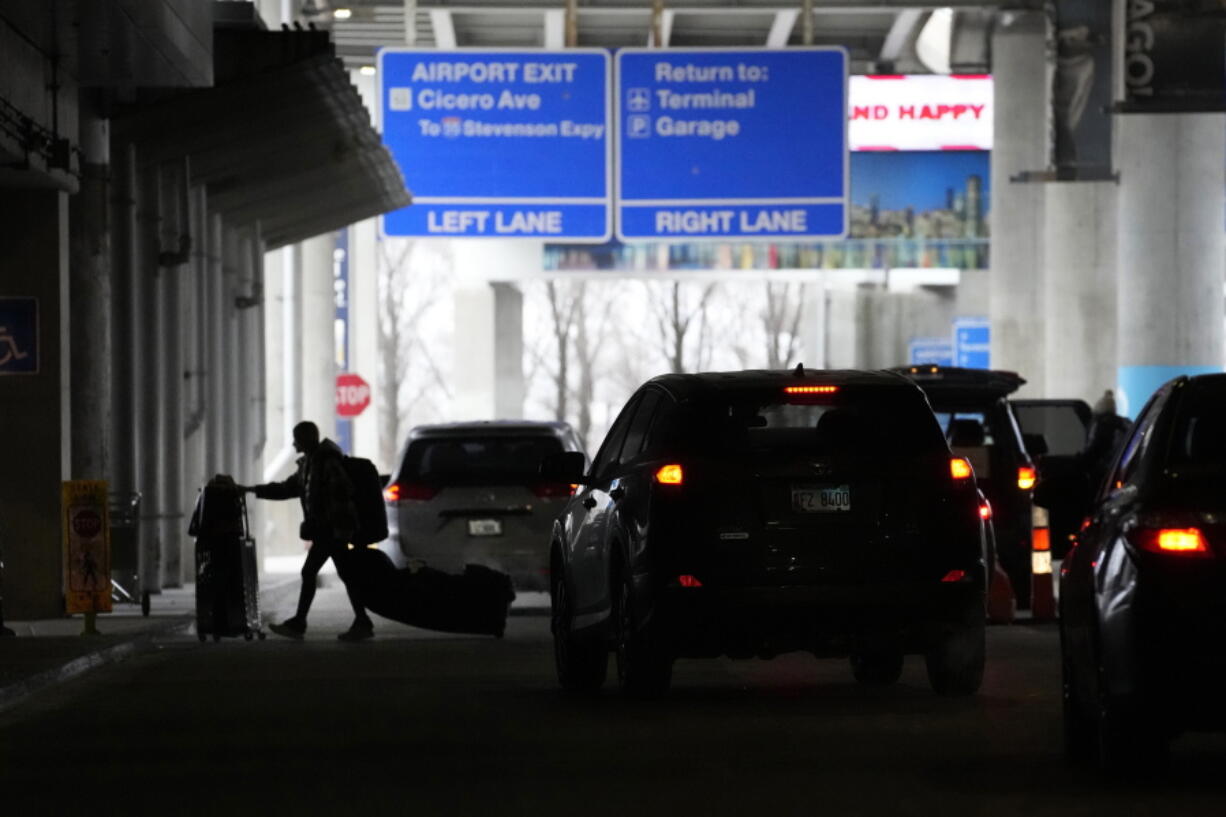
[655, 464, 684, 485]
[1017, 466, 1037, 491]
[950, 457, 973, 480]
[784, 385, 838, 395]
[678, 574, 703, 588]
[978, 502, 992, 521]
[1032, 528, 1050, 552]
[395, 483, 439, 501]
[941, 569, 967, 583]
[1129, 527, 1212, 557]
[382, 483, 401, 501]
[532, 482, 576, 499]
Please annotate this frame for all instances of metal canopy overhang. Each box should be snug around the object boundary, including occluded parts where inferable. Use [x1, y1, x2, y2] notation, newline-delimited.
[113, 31, 410, 249]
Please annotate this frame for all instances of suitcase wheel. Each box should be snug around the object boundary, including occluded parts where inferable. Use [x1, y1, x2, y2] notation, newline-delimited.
[257, 631, 266, 640]
[197, 632, 206, 643]
[212, 632, 221, 642]
[244, 631, 253, 641]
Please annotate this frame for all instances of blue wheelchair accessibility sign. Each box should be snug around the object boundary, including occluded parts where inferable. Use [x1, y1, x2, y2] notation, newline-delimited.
[0, 297, 38, 375]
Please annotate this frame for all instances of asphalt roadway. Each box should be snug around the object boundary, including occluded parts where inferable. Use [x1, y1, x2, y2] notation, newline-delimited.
[3, 583, 1226, 817]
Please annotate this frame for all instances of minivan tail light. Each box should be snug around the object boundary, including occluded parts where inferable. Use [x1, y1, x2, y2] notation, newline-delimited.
[1017, 466, 1037, 491]
[655, 464, 684, 485]
[390, 483, 439, 501]
[532, 482, 576, 499]
[1130, 527, 1211, 556]
[950, 457, 973, 480]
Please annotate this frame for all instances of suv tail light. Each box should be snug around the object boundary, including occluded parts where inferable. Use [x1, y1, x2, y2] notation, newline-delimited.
[385, 482, 438, 502]
[1017, 466, 1037, 491]
[655, 464, 684, 485]
[950, 457, 973, 480]
[532, 482, 576, 499]
[1129, 527, 1212, 557]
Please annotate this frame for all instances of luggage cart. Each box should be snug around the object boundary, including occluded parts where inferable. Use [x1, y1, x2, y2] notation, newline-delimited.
[109, 491, 150, 616]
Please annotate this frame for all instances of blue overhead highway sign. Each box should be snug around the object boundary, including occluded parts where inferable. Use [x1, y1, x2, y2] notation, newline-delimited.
[379, 49, 612, 241]
[616, 47, 848, 241]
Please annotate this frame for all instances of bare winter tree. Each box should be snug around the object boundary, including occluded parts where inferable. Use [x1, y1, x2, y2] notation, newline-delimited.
[376, 240, 451, 468]
[545, 280, 580, 420]
[646, 280, 718, 374]
[571, 282, 616, 449]
[762, 282, 807, 370]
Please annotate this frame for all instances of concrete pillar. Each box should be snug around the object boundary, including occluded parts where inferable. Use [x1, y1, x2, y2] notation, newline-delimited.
[157, 164, 187, 588]
[182, 186, 209, 513]
[799, 274, 827, 369]
[136, 165, 163, 593]
[1116, 113, 1225, 417]
[350, 220, 381, 468]
[206, 213, 225, 478]
[301, 234, 338, 440]
[452, 241, 533, 420]
[824, 288, 859, 369]
[69, 108, 112, 482]
[989, 11, 1048, 392]
[1043, 182, 1117, 403]
[0, 191, 71, 618]
[222, 225, 242, 474]
[110, 143, 137, 496]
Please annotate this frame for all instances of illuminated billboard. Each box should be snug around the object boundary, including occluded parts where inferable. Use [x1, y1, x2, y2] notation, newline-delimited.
[849, 75, 992, 152]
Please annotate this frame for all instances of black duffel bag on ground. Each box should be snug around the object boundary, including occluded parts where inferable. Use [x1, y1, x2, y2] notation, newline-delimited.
[347, 548, 515, 638]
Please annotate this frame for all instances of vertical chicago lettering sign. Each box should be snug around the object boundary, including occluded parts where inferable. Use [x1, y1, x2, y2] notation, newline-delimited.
[62, 480, 112, 614]
[1120, 0, 1226, 112]
[379, 50, 612, 240]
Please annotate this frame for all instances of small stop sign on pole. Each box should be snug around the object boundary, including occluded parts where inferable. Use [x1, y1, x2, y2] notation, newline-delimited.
[336, 373, 371, 418]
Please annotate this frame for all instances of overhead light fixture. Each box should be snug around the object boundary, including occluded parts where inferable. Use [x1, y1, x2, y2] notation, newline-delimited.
[359, 65, 376, 76]
[333, 8, 353, 20]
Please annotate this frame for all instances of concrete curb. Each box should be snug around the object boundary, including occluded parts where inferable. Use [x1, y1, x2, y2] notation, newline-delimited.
[0, 575, 303, 714]
[0, 617, 193, 714]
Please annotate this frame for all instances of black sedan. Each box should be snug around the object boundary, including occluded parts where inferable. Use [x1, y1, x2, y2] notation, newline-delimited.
[1053, 373, 1226, 771]
[542, 369, 988, 696]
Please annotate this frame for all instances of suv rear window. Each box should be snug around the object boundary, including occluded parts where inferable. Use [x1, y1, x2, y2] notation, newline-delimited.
[399, 435, 563, 484]
[1166, 381, 1226, 475]
[685, 388, 946, 459]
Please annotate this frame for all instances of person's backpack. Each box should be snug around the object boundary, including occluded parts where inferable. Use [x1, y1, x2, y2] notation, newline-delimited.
[342, 456, 389, 545]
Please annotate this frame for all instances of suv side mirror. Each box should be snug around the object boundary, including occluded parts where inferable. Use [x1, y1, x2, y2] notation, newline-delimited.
[1023, 433, 1049, 457]
[540, 451, 587, 484]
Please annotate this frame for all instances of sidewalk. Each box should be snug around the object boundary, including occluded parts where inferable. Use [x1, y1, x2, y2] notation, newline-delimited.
[0, 573, 299, 713]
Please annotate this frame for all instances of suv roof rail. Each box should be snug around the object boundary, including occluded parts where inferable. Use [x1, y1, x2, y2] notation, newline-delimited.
[887, 365, 1027, 395]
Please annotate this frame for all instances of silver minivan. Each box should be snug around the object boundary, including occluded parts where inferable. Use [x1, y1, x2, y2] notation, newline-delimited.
[380, 421, 587, 591]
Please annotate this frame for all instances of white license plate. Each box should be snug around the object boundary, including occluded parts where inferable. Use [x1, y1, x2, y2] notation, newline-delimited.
[466, 519, 503, 537]
[791, 485, 851, 513]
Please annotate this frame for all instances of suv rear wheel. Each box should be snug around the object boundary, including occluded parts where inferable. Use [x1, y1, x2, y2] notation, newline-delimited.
[551, 567, 607, 692]
[614, 568, 672, 697]
[925, 603, 985, 696]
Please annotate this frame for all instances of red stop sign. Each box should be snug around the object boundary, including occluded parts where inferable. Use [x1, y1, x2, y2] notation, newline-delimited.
[336, 373, 371, 418]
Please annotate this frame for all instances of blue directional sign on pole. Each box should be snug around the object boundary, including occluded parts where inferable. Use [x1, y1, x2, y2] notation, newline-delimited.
[953, 317, 991, 369]
[378, 49, 612, 241]
[908, 337, 954, 367]
[616, 47, 848, 241]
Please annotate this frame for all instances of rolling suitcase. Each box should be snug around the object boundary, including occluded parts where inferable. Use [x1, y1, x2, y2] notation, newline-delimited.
[348, 548, 515, 637]
[188, 477, 264, 642]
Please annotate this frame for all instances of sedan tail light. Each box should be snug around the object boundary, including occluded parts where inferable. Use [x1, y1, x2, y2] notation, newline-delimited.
[384, 482, 439, 502]
[1129, 527, 1212, 557]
